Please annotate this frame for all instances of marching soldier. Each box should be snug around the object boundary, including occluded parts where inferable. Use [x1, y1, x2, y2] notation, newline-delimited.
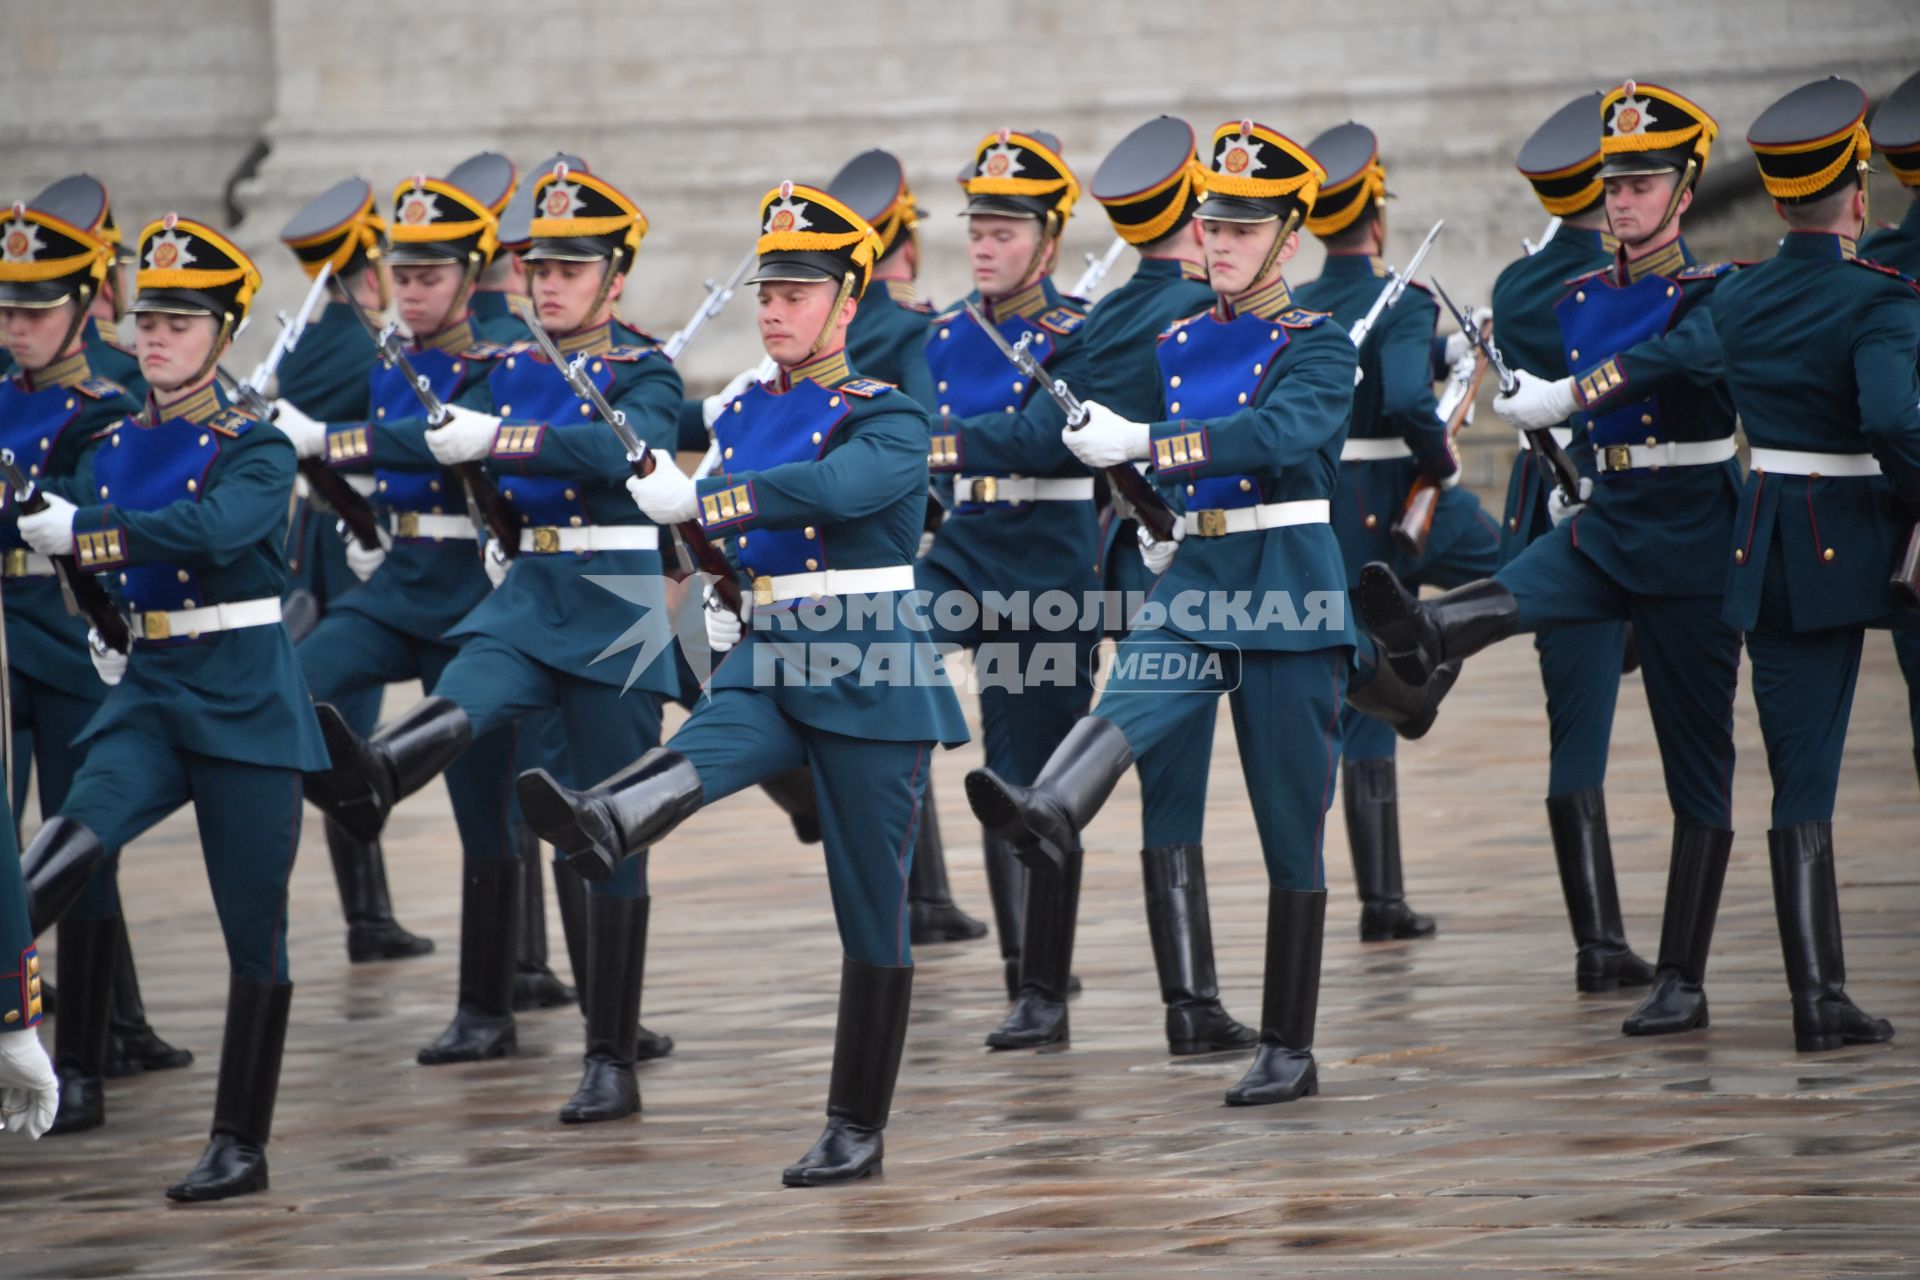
[825, 148, 984, 946]
[1, 184, 198, 1103]
[988, 117, 1255, 1055]
[1355, 82, 1745, 1041]
[921, 128, 1099, 1001]
[274, 178, 436, 963]
[0, 785, 57, 1141]
[1490, 95, 1652, 994]
[272, 156, 568, 1060]
[1294, 120, 1499, 943]
[1707, 77, 1914, 1049]
[968, 119, 1357, 1106]
[519, 179, 968, 1185]
[300, 163, 680, 1122]
[14, 213, 327, 1200]
[22, 175, 143, 398]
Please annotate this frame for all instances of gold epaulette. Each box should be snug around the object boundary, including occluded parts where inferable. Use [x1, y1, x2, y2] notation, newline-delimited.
[206, 408, 256, 437]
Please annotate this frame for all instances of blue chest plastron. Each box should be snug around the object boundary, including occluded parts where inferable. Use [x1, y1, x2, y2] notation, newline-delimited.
[0, 380, 84, 550]
[1155, 312, 1286, 509]
[368, 348, 469, 515]
[487, 351, 619, 527]
[93, 409, 232, 613]
[1555, 272, 1680, 458]
[925, 310, 1054, 433]
[714, 379, 848, 607]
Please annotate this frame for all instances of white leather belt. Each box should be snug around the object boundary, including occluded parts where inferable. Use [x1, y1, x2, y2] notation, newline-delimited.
[955, 475, 1095, 503]
[2, 550, 54, 578]
[1516, 427, 1575, 451]
[752, 564, 916, 605]
[1340, 438, 1415, 461]
[388, 512, 475, 541]
[130, 596, 282, 641]
[517, 526, 660, 554]
[1183, 499, 1331, 538]
[1594, 436, 1737, 474]
[1748, 447, 1882, 478]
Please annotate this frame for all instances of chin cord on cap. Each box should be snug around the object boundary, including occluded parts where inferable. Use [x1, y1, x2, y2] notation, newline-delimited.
[1253, 207, 1303, 295]
[140, 212, 262, 388]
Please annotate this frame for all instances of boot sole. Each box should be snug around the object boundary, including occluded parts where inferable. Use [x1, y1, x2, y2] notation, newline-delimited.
[1224, 1070, 1320, 1107]
[1622, 1009, 1709, 1037]
[1353, 566, 1436, 687]
[1794, 1028, 1895, 1052]
[417, 1031, 518, 1065]
[516, 771, 620, 883]
[985, 1031, 1068, 1051]
[782, 1160, 881, 1187]
[164, 1168, 268, 1202]
[307, 707, 392, 842]
[1169, 1037, 1260, 1057]
[963, 773, 1067, 874]
[347, 931, 436, 964]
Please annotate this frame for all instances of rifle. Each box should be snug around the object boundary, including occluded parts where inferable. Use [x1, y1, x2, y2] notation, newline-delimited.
[1430, 276, 1584, 502]
[1071, 237, 1128, 299]
[1392, 316, 1493, 559]
[513, 300, 744, 616]
[337, 285, 522, 556]
[1347, 219, 1444, 357]
[961, 300, 1179, 543]
[663, 250, 756, 363]
[0, 449, 130, 653]
[1522, 215, 1563, 257]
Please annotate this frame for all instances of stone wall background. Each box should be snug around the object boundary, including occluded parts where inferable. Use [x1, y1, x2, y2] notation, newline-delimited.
[3, 1, 1918, 480]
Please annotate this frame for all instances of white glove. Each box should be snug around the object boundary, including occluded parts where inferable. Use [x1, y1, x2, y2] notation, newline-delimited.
[1548, 475, 1594, 527]
[1442, 309, 1493, 366]
[1495, 368, 1579, 431]
[702, 367, 762, 429]
[87, 628, 126, 687]
[0, 1030, 58, 1140]
[426, 405, 502, 465]
[1138, 519, 1184, 576]
[1447, 350, 1479, 386]
[704, 581, 749, 652]
[345, 527, 391, 581]
[917, 529, 936, 559]
[625, 450, 698, 524]
[17, 493, 75, 556]
[1064, 400, 1151, 469]
[271, 398, 328, 459]
[483, 538, 510, 588]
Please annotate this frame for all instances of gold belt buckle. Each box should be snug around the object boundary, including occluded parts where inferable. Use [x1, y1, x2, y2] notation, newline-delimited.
[530, 527, 561, 554]
[141, 610, 170, 641]
[3, 548, 25, 577]
[1603, 445, 1633, 473]
[970, 477, 998, 504]
[752, 575, 775, 607]
[1195, 509, 1228, 538]
[394, 512, 419, 539]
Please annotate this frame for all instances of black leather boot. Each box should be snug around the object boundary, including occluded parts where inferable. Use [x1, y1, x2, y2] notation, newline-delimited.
[759, 766, 822, 844]
[560, 893, 654, 1123]
[551, 857, 593, 1017]
[165, 977, 292, 1202]
[782, 957, 912, 1187]
[517, 749, 704, 882]
[1141, 845, 1257, 1055]
[105, 917, 193, 1078]
[1768, 823, 1894, 1053]
[965, 717, 1134, 872]
[22, 816, 105, 935]
[907, 793, 987, 945]
[1546, 790, 1654, 993]
[1353, 564, 1519, 686]
[986, 846, 1081, 1050]
[1227, 888, 1327, 1106]
[982, 830, 1027, 1000]
[1344, 760, 1437, 942]
[1622, 822, 1733, 1038]
[48, 916, 119, 1135]
[326, 817, 434, 964]
[418, 858, 519, 1064]
[1344, 656, 1461, 741]
[512, 823, 575, 1011]
[304, 698, 473, 842]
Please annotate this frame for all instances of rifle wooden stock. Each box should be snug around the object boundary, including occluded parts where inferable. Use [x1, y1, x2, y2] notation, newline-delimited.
[1893, 521, 1920, 609]
[449, 461, 523, 558]
[631, 451, 742, 615]
[1108, 465, 1179, 544]
[296, 459, 385, 551]
[5, 483, 130, 653]
[1392, 329, 1493, 559]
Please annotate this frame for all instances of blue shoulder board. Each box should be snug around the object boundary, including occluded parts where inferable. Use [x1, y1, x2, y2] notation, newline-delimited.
[207, 408, 256, 438]
[1676, 261, 1735, 282]
[1278, 308, 1331, 329]
[74, 375, 126, 401]
[839, 378, 894, 399]
[1038, 306, 1085, 336]
[1156, 309, 1209, 343]
[1564, 265, 1612, 289]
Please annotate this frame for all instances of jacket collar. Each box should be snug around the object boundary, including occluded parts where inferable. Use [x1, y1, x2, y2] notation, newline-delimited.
[18, 347, 92, 393]
[419, 315, 476, 355]
[1777, 231, 1858, 262]
[1615, 236, 1690, 284]
[1218, 276, 1293, 322]
[776, 347, 851, 393]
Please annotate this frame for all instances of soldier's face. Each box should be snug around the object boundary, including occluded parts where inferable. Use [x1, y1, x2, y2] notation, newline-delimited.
[528, 259, 621, 331]
[0, 303, 78, 370]
[757, 280, 852, 365]
[967, 216, 1045, 298]
[1200, 219, 1288, 295]
[392, 263, 464, 335]
[134, 312, 219, 391]
[1604, 173, 1689, 244]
